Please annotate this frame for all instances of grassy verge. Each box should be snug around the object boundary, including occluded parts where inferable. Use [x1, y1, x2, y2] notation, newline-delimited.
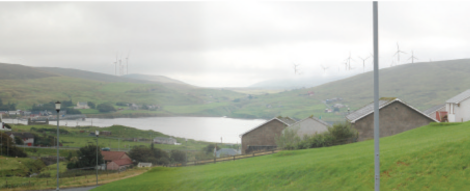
[93, 122, 470, 191]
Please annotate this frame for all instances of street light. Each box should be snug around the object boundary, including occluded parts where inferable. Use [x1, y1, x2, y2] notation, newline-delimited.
[55, 101, 61, 191]
[95, 130, 99, 185]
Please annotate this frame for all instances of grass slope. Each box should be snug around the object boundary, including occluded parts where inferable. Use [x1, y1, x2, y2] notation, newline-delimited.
[94, 122, 470, 191]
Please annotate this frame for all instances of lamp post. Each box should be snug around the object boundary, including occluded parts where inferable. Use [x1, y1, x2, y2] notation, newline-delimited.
[55, 101, 61, 191]
[95, 130, 99, 185]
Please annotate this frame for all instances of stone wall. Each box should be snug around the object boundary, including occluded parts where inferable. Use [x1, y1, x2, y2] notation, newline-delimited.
[353, 101, 434, 141]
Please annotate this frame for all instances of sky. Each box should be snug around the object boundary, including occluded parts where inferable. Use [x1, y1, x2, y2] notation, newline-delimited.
[0, 1, 469, 87]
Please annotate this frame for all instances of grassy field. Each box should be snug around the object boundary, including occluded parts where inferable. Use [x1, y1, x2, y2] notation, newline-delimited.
[93, 121, 470, 191]
[8, 123, 229, 153]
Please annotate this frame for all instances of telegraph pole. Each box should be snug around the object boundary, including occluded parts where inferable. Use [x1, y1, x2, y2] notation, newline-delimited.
[373, 2, 380, 191]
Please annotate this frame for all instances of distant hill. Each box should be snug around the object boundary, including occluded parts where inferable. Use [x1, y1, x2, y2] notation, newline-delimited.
[122, 74, 189, 85]
[0, 63, 58, 80]
[36, 67, 152, 84]
[249, 75, 352, 89]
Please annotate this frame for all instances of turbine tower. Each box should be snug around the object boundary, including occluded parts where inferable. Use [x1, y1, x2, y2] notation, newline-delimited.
[358, 56, 371, 72]
[126, 50, 131, 75]
[408, 50, 418, 63]
[320, 64, 330, 73]
[344, 51, 355, 70]
[393, 42, 406, 64]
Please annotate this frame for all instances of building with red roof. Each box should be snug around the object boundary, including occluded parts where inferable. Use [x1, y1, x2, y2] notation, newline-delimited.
[101, 151, 133, 170]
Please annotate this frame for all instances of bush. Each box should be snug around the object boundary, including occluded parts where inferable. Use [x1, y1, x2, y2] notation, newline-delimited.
[97, 103, 116, 113]
[128, 144, 170, 166]
[88, 101, 96, 109]
[0, 132, 27, 157]
[65, 108, 82, 114]
[68, 144, 104, 169]
[275, 128, 301, 150]
[170, 150, 186, 164]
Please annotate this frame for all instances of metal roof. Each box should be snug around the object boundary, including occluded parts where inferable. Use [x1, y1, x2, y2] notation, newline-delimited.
[422, 104, 445, 116]
[446, 89, 470, 104]
[290, 116, 331, 127]
[240, 117, 290, 137]
[346, 98, 438, 123]
[277, 117, 297, 125]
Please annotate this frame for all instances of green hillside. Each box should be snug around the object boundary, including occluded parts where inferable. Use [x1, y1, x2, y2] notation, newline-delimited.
[231, 59, 470, 121]
[93, 122, 470, 191]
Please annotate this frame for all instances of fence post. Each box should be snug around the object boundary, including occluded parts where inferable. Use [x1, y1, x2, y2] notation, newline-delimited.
[252, 152, 254, 157]
[233, 156, 235, 161]
[213, 156, 216, 164]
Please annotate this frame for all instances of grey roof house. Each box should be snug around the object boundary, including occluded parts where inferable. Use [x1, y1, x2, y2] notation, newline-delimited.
[346, 97, 437, 141]
[445, 89, 470, 122]
[423, 104, 446, 122]
[284, 116, 330, 138]
[240, 117, 295, 154]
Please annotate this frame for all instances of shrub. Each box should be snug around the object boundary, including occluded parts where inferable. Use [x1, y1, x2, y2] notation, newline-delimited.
[97, 103, 116, 113]
[275, 128, 301, 150]
[170, 150, 186, 164]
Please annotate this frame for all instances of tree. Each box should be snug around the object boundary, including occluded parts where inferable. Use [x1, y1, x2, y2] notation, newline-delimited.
[97, 103, 116, 113]
[0, 132, 27, 157]
[128, 146, 169, 166]
[68, 144, 104, 169]
[65, 108, 82, 114]
[203, 144, 220, 155]
[170, 150, 186, 164]
[14, 136, 24, 145]
[88, 102, 96, 109]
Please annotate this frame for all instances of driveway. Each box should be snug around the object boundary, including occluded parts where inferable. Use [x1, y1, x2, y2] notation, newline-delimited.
[42, 185, 99, 191]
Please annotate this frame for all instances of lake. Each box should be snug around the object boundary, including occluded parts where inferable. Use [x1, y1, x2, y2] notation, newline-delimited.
[3, 117, 266, 143]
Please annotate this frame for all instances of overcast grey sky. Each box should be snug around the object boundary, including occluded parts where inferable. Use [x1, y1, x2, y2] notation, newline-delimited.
[0, 2, 469, 87]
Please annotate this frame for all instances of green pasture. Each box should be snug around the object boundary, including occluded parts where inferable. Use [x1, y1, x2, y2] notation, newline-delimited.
[94, 122, 470, 191]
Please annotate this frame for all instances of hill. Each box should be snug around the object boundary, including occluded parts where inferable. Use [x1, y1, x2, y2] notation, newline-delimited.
[37, 67, 153, 84]
[0, 63, 58, 80]
[92, 122, 470, 191]
[122, 74, 190, 86]
[230, 59, 470, 121]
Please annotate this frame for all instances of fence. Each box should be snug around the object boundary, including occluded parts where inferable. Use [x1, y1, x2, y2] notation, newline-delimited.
[169, 148, 281, 167]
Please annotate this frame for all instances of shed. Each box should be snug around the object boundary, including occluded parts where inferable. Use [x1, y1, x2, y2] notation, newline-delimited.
[423, 104, 446, 122]
[445, 89, 470, 122]
[346, 97, 437, 141]
[107, 159, 132, 170]
[137, 162, 152, 168]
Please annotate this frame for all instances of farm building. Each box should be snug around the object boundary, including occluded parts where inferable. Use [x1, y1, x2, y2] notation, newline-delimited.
[6, 132, 34, 146]
[283, 116, 330, 138]
[153, 137, 177, 144]
[346, 97, 437, 141]
[101, 151, 133, 170]
[240, 117, 296, 154]
[445, 89, 470, 122]
[423, 104, 446, 122]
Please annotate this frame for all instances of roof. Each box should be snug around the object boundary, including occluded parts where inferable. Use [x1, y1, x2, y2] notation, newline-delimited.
[423, 104, 445, 116]
[154, 137, 176, 141]
[111, 158, 132, 166]
[277, 117, 297, 125]
[290, 116, 331, 127]
[216, 148, 239, 156]
[346, 97, 438, 123]
[101, 151, 128, 161]
[446, 89, 470, 104]
[240, 117, 291, 137]
[7, 132, 34, 139]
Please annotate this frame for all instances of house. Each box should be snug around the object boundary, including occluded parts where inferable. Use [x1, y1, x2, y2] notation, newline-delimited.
[346, 97, 437, 141]
[0, 122, 11, 131]
[137, 162, 152, 168]
[240, 117, 296, 154]
[100, 131, 112, 136]
[216, 148, 240, 158]
[445, 89, 470, 122]
[153, 137, 177, 144]
[74, 102, 90, 109]
[129, 103, 139, 110]
[423, 104, 446, 122]
[101, 151, 133, 170]
[284, 116, 330, 138]
[5, 132, 34, 146]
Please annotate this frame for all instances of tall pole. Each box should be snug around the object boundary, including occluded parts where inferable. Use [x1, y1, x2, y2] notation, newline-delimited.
[96, 134, 99, 185]
[373, 2, 380, 191]
[56, 110, 60, 190]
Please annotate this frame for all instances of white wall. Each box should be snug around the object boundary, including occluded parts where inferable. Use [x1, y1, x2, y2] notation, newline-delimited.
[456, 97, 470, 122]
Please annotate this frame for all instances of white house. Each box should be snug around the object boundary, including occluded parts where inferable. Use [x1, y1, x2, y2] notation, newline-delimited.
[74, 102, 90, 109]
[283, 116, 330, 138]
[0, 122, 11, 131]
[446, 89, 470, 122]
[153, 137, 177, 145]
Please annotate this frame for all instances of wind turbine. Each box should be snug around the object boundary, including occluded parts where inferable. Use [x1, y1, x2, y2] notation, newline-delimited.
[344, 51, 355, 70]
[393, 42, 407, 64]
[113, 53, 118, 76]
[320, 64, 330, 73]
[125, 50, 131, 75]
[358, 56, 371, 72]
[293, 63, 301, 75]
[408, 50, 418, 63]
